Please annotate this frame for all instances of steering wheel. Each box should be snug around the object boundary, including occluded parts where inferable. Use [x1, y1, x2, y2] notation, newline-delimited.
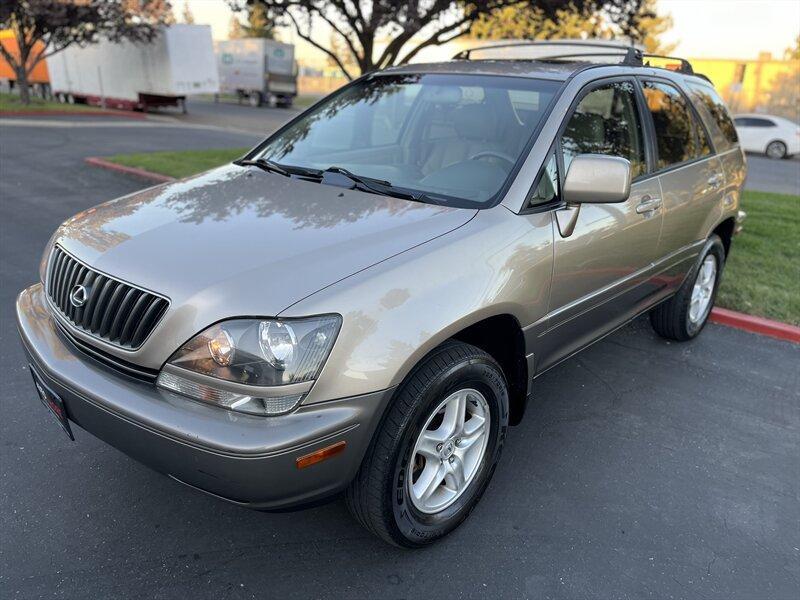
[469, 150, 516, 170]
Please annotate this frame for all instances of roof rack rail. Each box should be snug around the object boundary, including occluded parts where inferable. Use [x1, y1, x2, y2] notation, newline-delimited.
[452, 40, 697, 75]
[453, 40, 640, 61]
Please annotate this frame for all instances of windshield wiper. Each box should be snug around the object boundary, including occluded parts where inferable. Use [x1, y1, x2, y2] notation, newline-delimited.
[235, 158, 323, 179]
[323, 166, 425, 202]
[234, 157, 290, 177]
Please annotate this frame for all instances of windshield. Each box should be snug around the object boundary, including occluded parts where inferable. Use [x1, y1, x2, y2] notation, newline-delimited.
[255, 73, 561, 207]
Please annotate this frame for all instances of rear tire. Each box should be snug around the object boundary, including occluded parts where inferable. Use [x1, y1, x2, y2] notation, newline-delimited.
[650, 234, 725, 341]
[765, 140, 787, 159]
[346, 341, 509, 547]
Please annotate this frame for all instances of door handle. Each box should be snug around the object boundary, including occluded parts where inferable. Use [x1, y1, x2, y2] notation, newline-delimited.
[707, 174, 724, 190]
[635, 195, 662, 214]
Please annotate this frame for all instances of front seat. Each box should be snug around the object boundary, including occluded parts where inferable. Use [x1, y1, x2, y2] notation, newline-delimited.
[420, 103, 505, 175]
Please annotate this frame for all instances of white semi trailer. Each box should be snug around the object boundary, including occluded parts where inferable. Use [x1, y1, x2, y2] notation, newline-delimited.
[216, 39, 298, 108]
[46, 25, 219, 112]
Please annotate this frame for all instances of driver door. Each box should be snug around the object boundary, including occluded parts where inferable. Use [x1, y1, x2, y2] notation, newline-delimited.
[537, 78, 663, 372]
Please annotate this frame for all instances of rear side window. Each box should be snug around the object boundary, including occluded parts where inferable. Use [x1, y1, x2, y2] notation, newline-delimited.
[642, 80, 711, 169]
[747, 118, 776, 127]
[561, 80, 647, 179]
[686, 82, 739, 151]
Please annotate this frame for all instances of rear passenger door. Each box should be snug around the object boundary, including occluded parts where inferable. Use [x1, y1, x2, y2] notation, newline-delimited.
[639, 79, 724, 259]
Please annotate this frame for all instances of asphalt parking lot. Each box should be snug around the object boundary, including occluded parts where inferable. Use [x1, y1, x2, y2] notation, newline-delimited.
[1, 117, 799, 599]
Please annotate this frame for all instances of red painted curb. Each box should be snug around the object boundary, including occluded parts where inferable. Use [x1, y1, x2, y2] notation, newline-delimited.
[1, 109, 146, 119]
[710, 307, 800, 344]
[84, 157, 176, 184]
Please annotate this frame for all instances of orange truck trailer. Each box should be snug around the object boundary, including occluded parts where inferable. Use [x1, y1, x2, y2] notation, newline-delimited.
[0, 30, 50, 90]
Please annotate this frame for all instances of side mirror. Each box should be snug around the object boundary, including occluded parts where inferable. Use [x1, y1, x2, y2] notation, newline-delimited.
[563, 154, 631, 204]
[556, 154, 632, 238]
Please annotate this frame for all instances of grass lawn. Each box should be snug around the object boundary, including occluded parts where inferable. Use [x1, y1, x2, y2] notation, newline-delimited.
[717, 190, 799, 325]
[100, 147, 800, 324]
[106, 148, 249, 179]
[0, 92, 105, 113]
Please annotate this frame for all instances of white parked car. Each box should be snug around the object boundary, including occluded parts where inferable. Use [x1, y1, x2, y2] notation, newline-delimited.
[733, 113, 800, 159]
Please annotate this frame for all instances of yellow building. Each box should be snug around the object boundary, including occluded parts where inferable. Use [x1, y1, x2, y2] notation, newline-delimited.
[690, 53, 799, 114]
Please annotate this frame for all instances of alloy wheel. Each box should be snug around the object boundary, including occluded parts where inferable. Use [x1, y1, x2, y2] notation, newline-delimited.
[766, 141, 786, 159]
[688, 255, 717, 325]
[407, 388, 490, 514]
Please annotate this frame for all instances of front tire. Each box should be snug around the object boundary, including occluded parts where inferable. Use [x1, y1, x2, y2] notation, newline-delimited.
[650, 234, 725, 341]
[346, 341, 508, 547]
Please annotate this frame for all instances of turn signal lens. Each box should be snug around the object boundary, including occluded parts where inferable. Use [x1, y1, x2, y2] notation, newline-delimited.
[156, 371, 304, 416]
[296, 441, 346, 469]
[207, 328, 235, 366]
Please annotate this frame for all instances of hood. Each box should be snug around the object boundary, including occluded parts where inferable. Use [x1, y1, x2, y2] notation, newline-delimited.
[53, 165, 475, 360]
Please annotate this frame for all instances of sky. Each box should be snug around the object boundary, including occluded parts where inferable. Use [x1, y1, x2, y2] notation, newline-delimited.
[182, 0, 800, 62]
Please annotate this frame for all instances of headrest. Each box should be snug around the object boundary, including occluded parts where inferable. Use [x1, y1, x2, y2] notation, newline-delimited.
[565, 112, 605, 145]
[421, 85, 462, 105]
[453, 104, 500, 141]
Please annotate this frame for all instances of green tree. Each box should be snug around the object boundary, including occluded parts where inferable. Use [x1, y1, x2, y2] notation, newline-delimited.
[0, 0, 172, 104]
[181, 1, 195, 24]
[228, 14, 244, 39]
[765, 37, 800, 121]
[229, 3, 275, 39]
[231, 1, 646, 80]
[472, 0, 675, 53]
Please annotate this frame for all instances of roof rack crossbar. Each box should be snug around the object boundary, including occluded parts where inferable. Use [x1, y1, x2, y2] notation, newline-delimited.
[641, 53, 694, 74]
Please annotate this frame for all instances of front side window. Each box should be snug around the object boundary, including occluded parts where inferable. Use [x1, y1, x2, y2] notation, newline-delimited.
[527, 152, 559, 208]
[256, 73, 560, 207]
[642, 80, 712, 169]
[687, 82, 739, 151]
[560, 80, 647, 179]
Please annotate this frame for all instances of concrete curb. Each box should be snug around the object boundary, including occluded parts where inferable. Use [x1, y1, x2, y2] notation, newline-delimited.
[1, 109, 146, 119]
[710, 307, 800, 344]
[84, 157, 176, 184]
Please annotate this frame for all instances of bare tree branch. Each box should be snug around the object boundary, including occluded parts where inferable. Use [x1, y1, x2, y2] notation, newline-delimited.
[284, 8, 355, 80]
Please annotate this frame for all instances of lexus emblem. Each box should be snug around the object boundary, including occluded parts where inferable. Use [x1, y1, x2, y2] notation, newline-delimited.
[69, 284, 88, 308]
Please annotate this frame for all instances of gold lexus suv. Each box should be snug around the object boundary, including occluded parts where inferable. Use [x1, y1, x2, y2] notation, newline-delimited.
[17, 42, 746, 546]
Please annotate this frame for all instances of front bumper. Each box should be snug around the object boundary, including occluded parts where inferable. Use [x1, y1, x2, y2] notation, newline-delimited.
[16, 284, 392, 509]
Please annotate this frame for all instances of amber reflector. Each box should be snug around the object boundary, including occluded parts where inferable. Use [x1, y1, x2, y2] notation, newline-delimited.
[296, 441, 346, 469]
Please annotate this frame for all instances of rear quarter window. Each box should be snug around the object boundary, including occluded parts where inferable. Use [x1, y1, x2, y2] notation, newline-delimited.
[686, 82, 739, 151]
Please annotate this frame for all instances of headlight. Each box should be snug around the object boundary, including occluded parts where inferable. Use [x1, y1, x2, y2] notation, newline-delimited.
[156, 315, 340, 416]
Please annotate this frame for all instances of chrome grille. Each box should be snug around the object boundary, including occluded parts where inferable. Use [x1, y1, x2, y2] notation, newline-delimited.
[46, 245, 169, 350]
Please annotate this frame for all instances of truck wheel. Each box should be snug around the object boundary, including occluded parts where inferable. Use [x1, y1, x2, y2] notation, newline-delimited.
[248, 92, 263, 107]
[346, 341, 508, 547]
[276, 96, 293, 108]
[650, 234, 725, 341]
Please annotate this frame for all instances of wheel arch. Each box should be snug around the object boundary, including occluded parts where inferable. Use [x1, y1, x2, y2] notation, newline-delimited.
[389, 312, 530, 426]
[711, 216, 736, 257]
[450, 314, 529, 425]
